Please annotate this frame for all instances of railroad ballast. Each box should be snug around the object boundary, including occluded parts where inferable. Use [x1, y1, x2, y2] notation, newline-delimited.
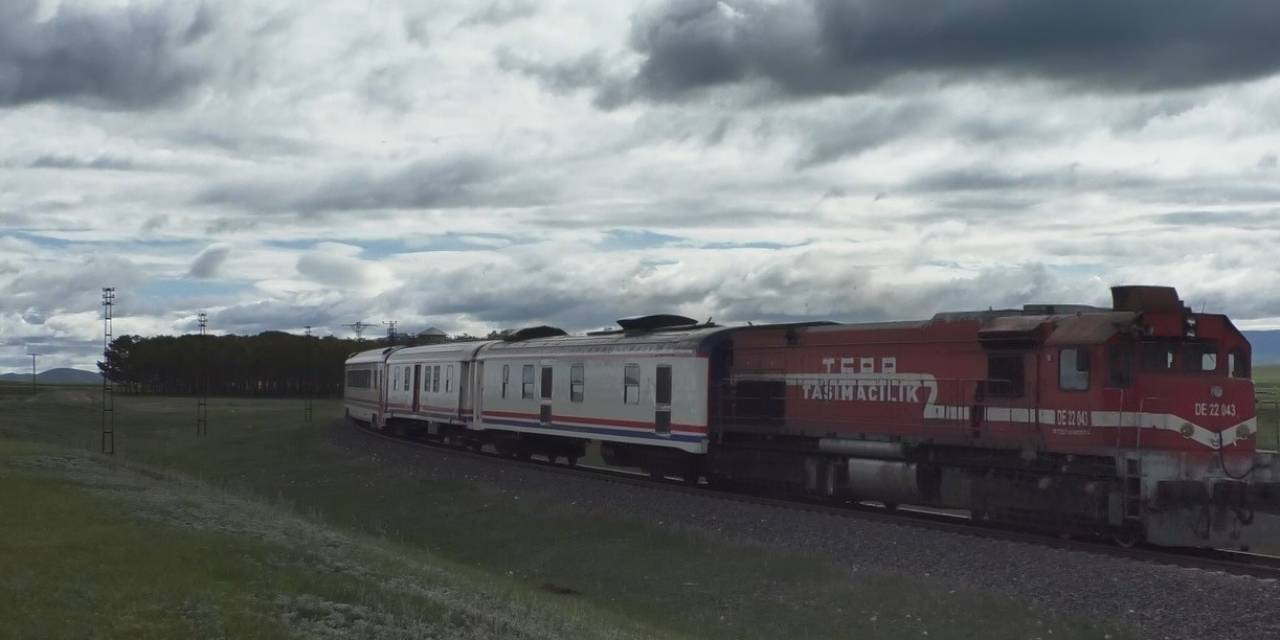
[343, 285, 1280, 548]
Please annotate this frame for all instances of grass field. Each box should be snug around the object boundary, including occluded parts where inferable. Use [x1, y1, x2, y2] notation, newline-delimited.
[1255, 365, 1280, 451]
[0, 384, 1139, 639]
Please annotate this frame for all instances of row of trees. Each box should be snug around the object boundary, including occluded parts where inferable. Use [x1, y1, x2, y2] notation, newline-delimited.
[97, 330, 510, 397]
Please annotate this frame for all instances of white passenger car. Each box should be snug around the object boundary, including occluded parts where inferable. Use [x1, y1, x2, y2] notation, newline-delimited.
[383, 341, 495, 430]
[474, 324, 728, 454]
[343, 346, 399, 426]
[342, 317, 732, 473]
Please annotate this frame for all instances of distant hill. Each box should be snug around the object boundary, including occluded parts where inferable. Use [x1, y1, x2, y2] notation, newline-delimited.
[0, 368, 102, 385]
[1246, 331, 1280, 365]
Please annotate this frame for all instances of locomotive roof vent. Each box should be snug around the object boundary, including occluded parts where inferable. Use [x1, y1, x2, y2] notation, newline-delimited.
[1022, 304, 1107, 315]
[504, 325, 568, 341]
[1111, 285, 1186, 313]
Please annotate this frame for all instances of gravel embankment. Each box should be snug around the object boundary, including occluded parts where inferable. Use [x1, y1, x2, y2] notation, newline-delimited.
[328, 421, 1280, 640]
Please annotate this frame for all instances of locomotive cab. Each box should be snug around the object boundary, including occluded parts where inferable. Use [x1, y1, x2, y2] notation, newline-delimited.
[1098, 286, 1260, 546]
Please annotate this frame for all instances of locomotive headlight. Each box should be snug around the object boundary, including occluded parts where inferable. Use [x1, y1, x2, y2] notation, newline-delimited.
[1211, 385, 1223, 398]
[1180, 423, 1195, 438]
[1237, 425, 1251, 440]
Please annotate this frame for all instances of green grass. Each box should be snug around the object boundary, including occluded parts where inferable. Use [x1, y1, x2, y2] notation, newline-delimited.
[0, 385, 1138, 639]
[0, 441, 665, 639]
[1256, 366, 1280, 451]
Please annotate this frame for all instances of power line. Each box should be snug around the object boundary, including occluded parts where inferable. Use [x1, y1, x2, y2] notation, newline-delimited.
[101, 288, 115, 455]
[303, 325, 314, 423]
[196, 312, 208, 437]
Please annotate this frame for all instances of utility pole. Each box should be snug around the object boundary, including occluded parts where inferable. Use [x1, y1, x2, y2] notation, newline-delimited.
[30, 353, 38, 393]
[344, 321, 371, 341]
[196, 312, 208, 437]
[303, 325, 314, 423]
[383, 320, 398, 344]
[101, 288, 115, 455]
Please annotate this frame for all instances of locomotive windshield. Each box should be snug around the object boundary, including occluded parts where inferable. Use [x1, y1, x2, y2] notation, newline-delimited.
[1135, 339, 1246, 376]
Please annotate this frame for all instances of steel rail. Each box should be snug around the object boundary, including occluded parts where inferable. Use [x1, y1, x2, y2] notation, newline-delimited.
[347, 419, 1280, 580]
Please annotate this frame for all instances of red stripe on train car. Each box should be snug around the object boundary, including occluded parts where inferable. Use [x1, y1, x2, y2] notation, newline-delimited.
[481, 409, 707, 433]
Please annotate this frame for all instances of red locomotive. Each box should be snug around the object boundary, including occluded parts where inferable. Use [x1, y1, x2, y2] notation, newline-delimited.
[711, 285, 1273, 547]
[347, 285, 1280, 548]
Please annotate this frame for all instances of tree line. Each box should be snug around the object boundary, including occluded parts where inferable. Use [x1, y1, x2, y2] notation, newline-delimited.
[97, 330, 510, 397]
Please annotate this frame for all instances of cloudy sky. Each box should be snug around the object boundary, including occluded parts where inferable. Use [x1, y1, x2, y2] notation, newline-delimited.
[4, 0, 1280, 372]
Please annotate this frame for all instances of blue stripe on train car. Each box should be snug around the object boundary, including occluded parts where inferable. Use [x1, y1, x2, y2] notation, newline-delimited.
[483, 416, 705, 444]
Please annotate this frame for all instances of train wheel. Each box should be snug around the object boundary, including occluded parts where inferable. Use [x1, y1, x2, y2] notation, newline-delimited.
[567, 456, 579, 467]
[1112, 529, 1142, 549]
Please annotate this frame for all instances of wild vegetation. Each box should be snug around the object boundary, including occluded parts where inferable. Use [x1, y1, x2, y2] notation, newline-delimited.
[96, 330, 508, 397]
[0, 385, 1138, 640]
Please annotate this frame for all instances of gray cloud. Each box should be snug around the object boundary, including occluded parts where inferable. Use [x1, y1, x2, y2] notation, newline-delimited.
[0, 0, 217, 109]
[28, 154, 137, 171]
[461, 0, 538, 28]
[797, 100, 938, 165]
[296, 252, 371, 289]
[496, 50, 634, 109]
[531, 0, 1280, 106]
[195, 154, 540, 214]
[187, 245, 231, 278]
[1156, 210, 1280, 230]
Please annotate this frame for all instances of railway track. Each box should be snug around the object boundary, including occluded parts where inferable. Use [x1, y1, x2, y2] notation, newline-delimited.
[349, 419, 1280, 580]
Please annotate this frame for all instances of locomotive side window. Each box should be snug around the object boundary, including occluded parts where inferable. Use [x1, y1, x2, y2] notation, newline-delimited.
[624, 364, 641, 404]
[1106, 346, 1131, 388]
[433, 365, 441, 393]
[1059, 348, 1090, 391]
[1141, 342, 1175, 371]
[1229, 349, 1250, 378]
[404, 366, 411, 391]
[1181, 343, 1218, 373]
[393, 367, 401, 391]
[425, 366, 433, 394]
[521, 364, 534, 399]
[446, 365, 453, 392]
[501, 364, 510, 398]
[985, 354, 1024, 398]
[570, 364, 585, 403]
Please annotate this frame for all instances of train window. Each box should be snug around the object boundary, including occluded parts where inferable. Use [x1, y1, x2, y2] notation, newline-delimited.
[1182, 343, 1218, 373]
[433, 365, 441, 393]
[1229, 349, 1250, 378]
[374, 370, 379, 390]
[446, 365, 453, 392]
[570, 364, 584, 403]
[624, 364, 640, 404]
[1059, 348, 1090, 391]
[393, 367, 400, 391]
[1106, 346, 1131, 388]
[541, 366, 553, 400]
[985, 354, 1024, 398]
[522, 365, 534, 399]
[404, 366, 411, 391]
[501, 365, 510, 398]
[655, 365, 672, 405]
[1140, 342, 1175, 371]
[346, 369, 371, 388]
[425, 366, 433, 393]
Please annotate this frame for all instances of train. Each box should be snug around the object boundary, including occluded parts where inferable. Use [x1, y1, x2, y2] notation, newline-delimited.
[344, 285, 1280, 548]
